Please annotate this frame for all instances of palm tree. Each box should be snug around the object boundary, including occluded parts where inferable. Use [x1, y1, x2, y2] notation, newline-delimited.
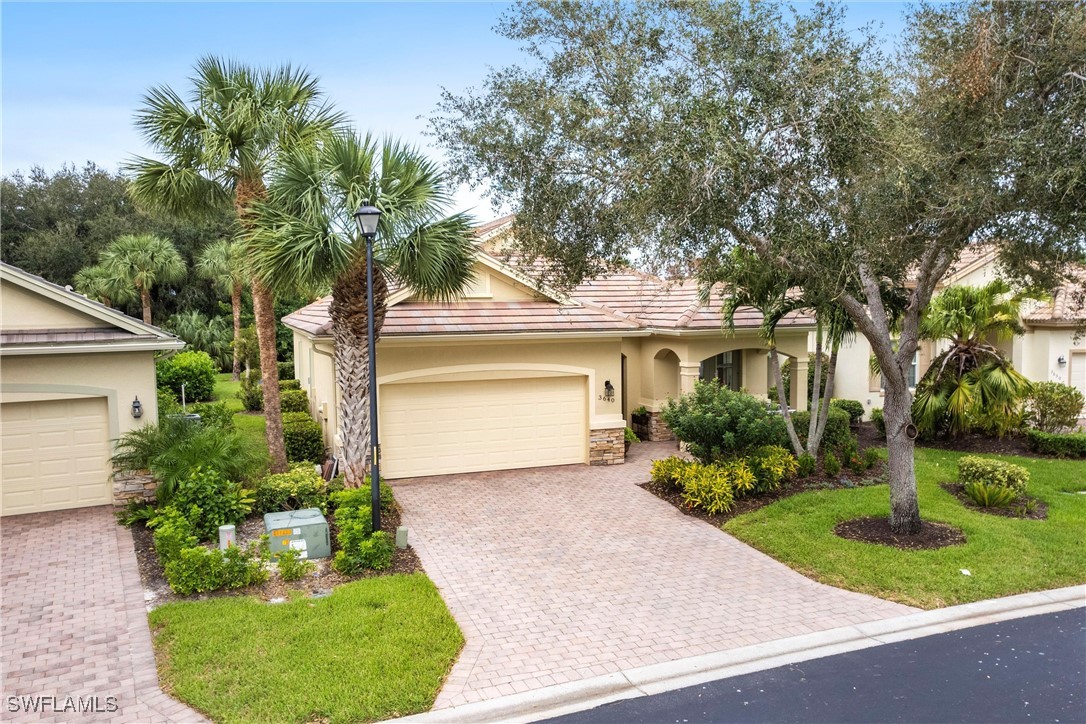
[913, 280, 1033, 437]
[246, 133, 476, 488]
[197, 239, 247, 379]
[74, 263, 136, 309]
[165, 310, 233, 370]
[125, 56, 344, 473]
[98, 234, 185, 324]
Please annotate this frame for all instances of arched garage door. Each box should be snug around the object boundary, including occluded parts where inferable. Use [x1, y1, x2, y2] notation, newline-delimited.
[379, 375, 587, 478]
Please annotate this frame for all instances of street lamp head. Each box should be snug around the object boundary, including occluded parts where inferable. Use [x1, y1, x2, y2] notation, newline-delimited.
[354, 203, 381, 238]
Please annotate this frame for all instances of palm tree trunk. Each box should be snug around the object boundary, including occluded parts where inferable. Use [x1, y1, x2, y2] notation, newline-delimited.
[809, 345, 839, 456]
[231, 281, 243, 381]
[253, 279, 288, 473]
[330, 261, 389, 489]
[770, 347, 804, 456]
[808, 323, 823, 444]
[139, 285, 153, 325]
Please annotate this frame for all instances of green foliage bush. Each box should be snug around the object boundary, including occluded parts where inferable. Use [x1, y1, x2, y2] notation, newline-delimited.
[279, 388, 310, 413]
[188, 401, 235, 430]
[276, 547, 315, 581]
[796, 453, 816, 478]
[830, 399, 865, 426]
[661, 380, 786, 463]
[958, 456, 1030, 494]
[329, 477, 395, 512]
[253, 464, 329, 515]
[149, 506, 199, 565]
[871, 408, 886, 436]
[158, 386, 182, 416]
[822, 451, 842, 476]
[863, 447, 881, 469]
[650, 456, 691, 490]
[278, 361, 296, 381]
[1024, 382, 1084, 433]
[746, 445, 798, 493]
[790, 407, 854, 452]
[280, 378, 302, 391]
[678, 461, 748, 514]
[282, 412, 324, 462]
[624, 427, 639, 444]
[157, 350, 217, 402]
[963, 481, 1019, 508]
[333, 531, 394, 574]
[331, 485, 395, 574]
[238, 370, 263, 412]
[163, 541, 269, 595]
[1024, 429, 1086, 458]
[172, 467, 253, 541]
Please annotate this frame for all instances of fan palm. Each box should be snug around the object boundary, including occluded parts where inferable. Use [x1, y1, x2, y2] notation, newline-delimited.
[99, 234, 185, 324]
[124, 56, 345, 473]
[197, 239, 247, 379]
[74, 263, 136, 309]
[165, 310, 233, 370]
[246, 132, 476, 488]
[913, 280, 1033, 437]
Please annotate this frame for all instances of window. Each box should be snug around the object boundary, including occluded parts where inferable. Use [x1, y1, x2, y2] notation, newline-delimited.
[699, 352, 742, 391]
[881, 351, 920, 390]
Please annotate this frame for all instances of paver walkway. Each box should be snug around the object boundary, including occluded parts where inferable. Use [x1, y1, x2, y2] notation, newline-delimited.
[1, 507, 205, 723]
[391, 442, 917, 709]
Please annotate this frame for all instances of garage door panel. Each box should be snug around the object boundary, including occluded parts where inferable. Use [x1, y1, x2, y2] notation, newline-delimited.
[1, 398, 112, 516]
[380, 375, 586, 478]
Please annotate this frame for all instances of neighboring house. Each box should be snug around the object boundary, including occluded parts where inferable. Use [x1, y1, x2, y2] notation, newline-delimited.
[826, 246, 1086, 417]
[285, 217, 815, 479]
[0, 262, 184, 516]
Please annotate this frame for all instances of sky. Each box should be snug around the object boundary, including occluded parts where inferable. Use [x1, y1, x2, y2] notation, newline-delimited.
[1, 1, 909, 221]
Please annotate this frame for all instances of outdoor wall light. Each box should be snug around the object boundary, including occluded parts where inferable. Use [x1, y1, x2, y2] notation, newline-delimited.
[1057, 355, 1067, 366]
[131, 396, 143, 419]
[604, 380, 615, 401]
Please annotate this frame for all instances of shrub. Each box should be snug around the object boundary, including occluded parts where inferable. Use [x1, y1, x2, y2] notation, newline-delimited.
[278, 361, 296, 380]
[172, 467, 254, 542]
[871, 408, 886, 436]
[822, 451, 841, 476]
[963, 481, 1019, 508]
[796, 453, 817, 478]
[678, 461, 746, 514]
[791, 407, 854, 452]
[840, 438, 866, 473]
[958, 456, 1030, 494]
[282, 412, 324, 463]
[188, 401, 235, 430]
[157, 351, 217, 402]
[158, 386, 182, 416]
[280, 378, 302, 391]
[163, 541, 269, 595]
[276, 547, 315, 581]
[253, 464, 328, 515]
[863, 447, 881, 469]
[279, 389, 310, 413]
[333, 531, 395, 574]
[238, 370, 263, 412]
[329, 477, 395, 512]
[624, 427, 639, 444]
[1024, 429, 1086, 459]
[830, 399, 865, 426]
[650, 456, 691, 489]
[112, 417, 267, 503]
[746, 445, 798, 494]
[661, 380, 786, 463]
[149, 506, 199, 565]
[116, 499, 157, 527]
[1024, 382, 1084, 433]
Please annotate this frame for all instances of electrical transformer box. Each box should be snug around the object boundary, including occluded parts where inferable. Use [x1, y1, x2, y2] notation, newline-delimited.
[263, 508, 331, 560]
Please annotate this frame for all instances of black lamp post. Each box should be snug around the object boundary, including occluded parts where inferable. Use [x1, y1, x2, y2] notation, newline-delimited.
[354, 203, 382, 533]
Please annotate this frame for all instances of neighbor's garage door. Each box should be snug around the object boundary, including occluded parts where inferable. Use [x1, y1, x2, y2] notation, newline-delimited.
[380, 375, 586, 478]
[1, 397, 112, 516]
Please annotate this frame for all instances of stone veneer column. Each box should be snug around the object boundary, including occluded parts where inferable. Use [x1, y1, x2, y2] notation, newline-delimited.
[589, 426, 626, 465]
[113, 470, 158, 506]
[645, 411, 675, 442]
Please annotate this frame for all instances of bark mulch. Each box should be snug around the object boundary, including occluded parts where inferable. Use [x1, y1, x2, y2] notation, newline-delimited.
[939, 482, 1049, 520]
[834, 516, 966, 550]
[131, 501, 421, 609]
[640, 462, 887, 528]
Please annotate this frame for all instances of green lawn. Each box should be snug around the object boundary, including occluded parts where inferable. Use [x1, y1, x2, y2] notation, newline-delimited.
[724, 448, 1086, 609]
[149, 574, 463, 723]
[213, 373, 266, 449]
[212, 373, 243, 413]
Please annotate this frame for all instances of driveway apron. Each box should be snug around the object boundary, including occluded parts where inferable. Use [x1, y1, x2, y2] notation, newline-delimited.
[391, 442, 917, 709]
[1, 507, 204, 723]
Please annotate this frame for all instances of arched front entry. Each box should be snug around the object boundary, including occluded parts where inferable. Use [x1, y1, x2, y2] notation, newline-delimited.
[653, 349, 681, 401]
[699, 351, 743, 391]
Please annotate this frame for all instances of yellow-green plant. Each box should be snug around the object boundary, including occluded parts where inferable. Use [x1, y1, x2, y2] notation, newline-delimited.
[747, 445, 799, 494]
[958, 456, 1029, 494]
[650, 456, 692, 489]
[678, 461, 752, 515]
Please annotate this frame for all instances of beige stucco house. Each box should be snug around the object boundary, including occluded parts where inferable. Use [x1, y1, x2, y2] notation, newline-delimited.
[285, 217, 815, 479]
[0, 262, 184, 516]
[824, 246, 1086, 417]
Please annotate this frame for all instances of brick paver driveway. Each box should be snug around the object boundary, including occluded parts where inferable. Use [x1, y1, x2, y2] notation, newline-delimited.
[1, 507, 203, 723]
[391, 442, 917, 708]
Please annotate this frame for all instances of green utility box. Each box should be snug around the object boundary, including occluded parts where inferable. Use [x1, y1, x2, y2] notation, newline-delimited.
[263, 508, 331, 560]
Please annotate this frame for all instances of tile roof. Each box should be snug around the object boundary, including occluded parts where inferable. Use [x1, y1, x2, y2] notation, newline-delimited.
[0, 328, 159, 345]
[1023, 277, 1086, 324]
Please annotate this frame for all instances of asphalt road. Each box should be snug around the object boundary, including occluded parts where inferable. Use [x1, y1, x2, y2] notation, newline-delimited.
[545, 608, 1086, 724]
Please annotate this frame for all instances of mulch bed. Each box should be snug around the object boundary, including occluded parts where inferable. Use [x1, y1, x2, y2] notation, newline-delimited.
[131, 501, 422, 609]
[640, 461, 887, 527]
[939, 482, 1049, 520]
[834, 516, 966, 550]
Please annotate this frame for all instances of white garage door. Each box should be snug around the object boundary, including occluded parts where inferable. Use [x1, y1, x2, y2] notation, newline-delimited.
[1, 397, 112, 516]
[380, 375, 587, 478]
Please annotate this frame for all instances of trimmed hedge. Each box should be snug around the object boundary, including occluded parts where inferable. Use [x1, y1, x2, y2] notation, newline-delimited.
[958, 455, 1030, 494]
[278, 361, 296, 381]
[280, 388, 310, 413]
[282, 412, 324, 463]
[157, 351, 217, 402]
[871, 408, 886, 436]
[790, 407, 854, 452]
[830, 399, 865, 426]
[253, 464, 328, 515]
[1025, 429, 1086, 459]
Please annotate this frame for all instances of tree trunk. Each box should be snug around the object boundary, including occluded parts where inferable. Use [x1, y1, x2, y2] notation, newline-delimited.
[808, 326, 823, 445]
[329, 262, 389, 489]
[230, 281, 243, 381]
[883, 376, 921, 533]
[809, 345, 839, 456]
[770, 347, 804, 456]
[139, 285, 152, 325]
[252, 279, 288, 473]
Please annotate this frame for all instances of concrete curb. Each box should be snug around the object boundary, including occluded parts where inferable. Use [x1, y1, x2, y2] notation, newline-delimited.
[395, 584, 1085, 723]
